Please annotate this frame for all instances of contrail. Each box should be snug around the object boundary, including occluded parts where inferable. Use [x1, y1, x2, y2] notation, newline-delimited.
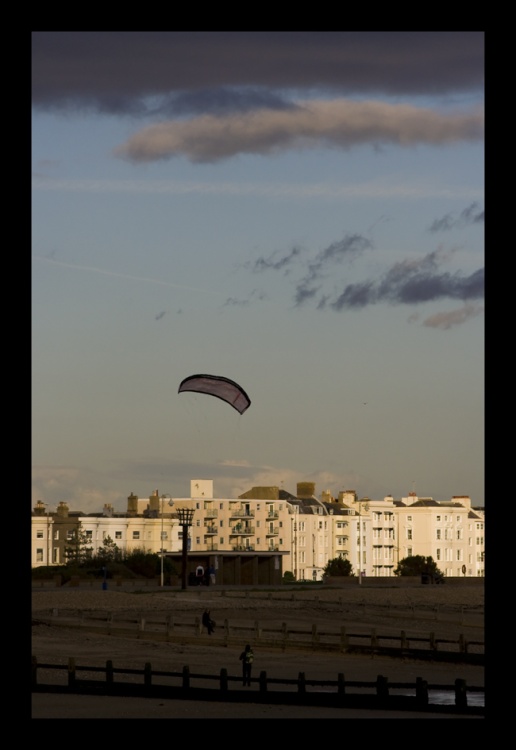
[32, 255, 221, 295]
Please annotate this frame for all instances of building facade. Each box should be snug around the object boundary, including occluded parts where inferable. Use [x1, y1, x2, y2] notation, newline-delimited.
[32, 481, 484, 579]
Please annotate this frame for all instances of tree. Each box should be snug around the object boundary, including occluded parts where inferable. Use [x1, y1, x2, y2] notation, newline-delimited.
[323, 557, 353, 577]
[394, 555, 444, 580]
[96, 535, 121, 564]
[282, 571, 295, 583]
[64, 522, 94, 565]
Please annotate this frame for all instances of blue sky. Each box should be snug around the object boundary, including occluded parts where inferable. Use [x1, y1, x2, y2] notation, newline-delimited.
[32, 32, 484, 513]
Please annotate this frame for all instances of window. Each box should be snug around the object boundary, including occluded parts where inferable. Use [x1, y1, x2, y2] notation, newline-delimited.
[407, 516, 412, 522]
[54, 530, 59, 540]
[85, 530, 93, 539]
[279, 521, 283, 528]
[407, 547, 412, 557]
[115, 531, 122, 539]
[36, 549, 43, 562]
[132, 531, 140, 540]
[407, 529, 412, 540]
[456, 516, 461, 523]
[219, 538, 224, 545]
[196, 502, 200, 509]
[436, 549, 441, 560]
[220, 520, 223, 527]
[436, 515, 441, 522]
[456, 549, 462, 561]
[436, 529, 441, 540]
[196, 537, 200, 544]
[279, 538, 283, 545]
[456, 530, 462, 540]
[196, 519, 200, 526]
[37, 530, 43, 539]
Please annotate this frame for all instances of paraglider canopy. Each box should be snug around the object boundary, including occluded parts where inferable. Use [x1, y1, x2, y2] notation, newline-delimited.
[178, 374, 251, 415]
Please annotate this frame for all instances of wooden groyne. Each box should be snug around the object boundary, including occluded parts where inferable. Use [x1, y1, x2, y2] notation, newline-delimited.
[32, 610, 484, 665]
[31, 656, 484, 716]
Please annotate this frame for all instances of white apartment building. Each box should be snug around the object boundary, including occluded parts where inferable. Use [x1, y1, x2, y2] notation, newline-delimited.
[32, 482, 484, 579]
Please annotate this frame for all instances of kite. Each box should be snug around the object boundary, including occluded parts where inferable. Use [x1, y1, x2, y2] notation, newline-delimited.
[178, 374, 251, 415]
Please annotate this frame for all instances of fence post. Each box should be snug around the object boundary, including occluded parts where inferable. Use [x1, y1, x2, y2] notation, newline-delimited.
[400, 630, 407, 649]
[340, 627, 348, 650]
[220, 668, 228, 692]
[298, 672, 306, 694]
[144, 662, 152, 689]
[182, 666, 190, 690]
[337, 672, 346, 699]
[311, 624, 319, 646]
[416, 677, 428, 707]
[376, 674, 388, 702]
[106, 660, 114, 685]
[455, 678, 467, 709]
[371, 628, 378, 653]
[68, 657, 76, 688]
[458, 634, 467, 653]
[429, 632, 436, 650]
[259, 670, 267, 692]
[32, 655, 38, 686]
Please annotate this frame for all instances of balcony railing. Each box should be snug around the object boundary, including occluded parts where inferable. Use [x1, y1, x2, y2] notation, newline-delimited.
[229, 509, 255, 518]
[267, 511, 279, 519]
[204, 509, 218, 518]
[205, 543, 218, 551]
[231, 545, 255, 552]
[266, 527, 279, 536]
[230, 525, 255, 535]
[204, 525, 218, 535]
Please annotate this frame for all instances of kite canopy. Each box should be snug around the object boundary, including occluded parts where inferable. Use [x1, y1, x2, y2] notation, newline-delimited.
[178, 374, 251, 415]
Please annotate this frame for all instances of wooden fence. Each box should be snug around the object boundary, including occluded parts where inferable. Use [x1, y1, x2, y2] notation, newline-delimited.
[31, 656, 484, 716]
[32, 610, 484, 665]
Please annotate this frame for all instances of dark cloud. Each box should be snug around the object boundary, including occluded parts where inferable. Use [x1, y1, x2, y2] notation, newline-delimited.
[329, 259, 484, 311]
[251, 246, 303, 273]
[429, 202, 484, 232]
[32, 32, 484, 115]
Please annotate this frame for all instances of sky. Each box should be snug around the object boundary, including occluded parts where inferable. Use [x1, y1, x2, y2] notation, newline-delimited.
[32, 32, 484, 513]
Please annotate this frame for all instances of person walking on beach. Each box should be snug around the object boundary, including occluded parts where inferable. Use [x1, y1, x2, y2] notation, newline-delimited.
[202, 609, 215, 635]
[239, 644, 254, 686]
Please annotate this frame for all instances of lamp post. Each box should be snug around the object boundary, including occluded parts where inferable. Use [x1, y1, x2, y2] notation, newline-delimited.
[175, 508, 195, 590]
[160, 495, 174, 587]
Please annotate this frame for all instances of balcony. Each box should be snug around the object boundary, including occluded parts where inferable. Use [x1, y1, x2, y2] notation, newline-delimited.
[229, 507, 255, 519]
[231, 544, 255, 552]
[204, 508, 218, 518]
[266, 527, 279, 536]
[268, 545, 279, 552]
[205, 543, 218, 551]
[267, 510, 279, 519]
[230, 524, 255, 535]
[204, 525, 218, 535]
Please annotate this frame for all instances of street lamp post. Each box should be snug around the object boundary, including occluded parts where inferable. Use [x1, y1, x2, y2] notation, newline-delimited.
[160, 495, 174, 587]
[175, 508, 195, 590]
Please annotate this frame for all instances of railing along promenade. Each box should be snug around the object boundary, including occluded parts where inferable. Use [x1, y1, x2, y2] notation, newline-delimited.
[31, 656, 484, 715]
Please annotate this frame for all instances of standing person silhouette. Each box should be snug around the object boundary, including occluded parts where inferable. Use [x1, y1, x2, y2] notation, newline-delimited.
[202, 609, 214, 635]
[239, 644, 254, 686]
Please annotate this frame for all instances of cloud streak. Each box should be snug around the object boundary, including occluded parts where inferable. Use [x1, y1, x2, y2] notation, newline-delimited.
[113, 100, 484, 164]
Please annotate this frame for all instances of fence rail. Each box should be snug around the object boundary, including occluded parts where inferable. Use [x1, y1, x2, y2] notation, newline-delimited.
[32, 610, 484, 664]
[31, 656, 484, 715]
